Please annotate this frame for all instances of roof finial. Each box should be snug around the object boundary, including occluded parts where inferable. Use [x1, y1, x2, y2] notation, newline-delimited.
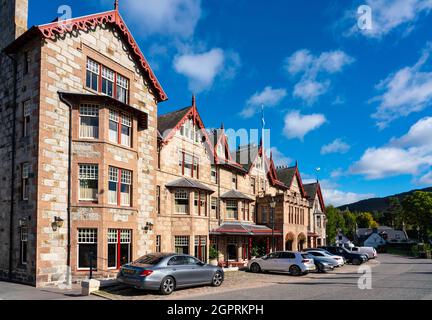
[114, 0, 119, 11]
[270, 151, 273, 160]
[192, 94, 196, 108]
[220, 122, 224, 130]
[295, 160, 298, 167]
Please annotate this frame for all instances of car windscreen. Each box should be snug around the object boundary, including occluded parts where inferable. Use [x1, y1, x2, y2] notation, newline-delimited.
[134, 255, 165, 265]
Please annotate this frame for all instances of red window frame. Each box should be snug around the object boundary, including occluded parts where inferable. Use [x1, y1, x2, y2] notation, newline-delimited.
[109, 110, 132, 147]
[108, 166, 132, 207]
[179, 151, 199, 179]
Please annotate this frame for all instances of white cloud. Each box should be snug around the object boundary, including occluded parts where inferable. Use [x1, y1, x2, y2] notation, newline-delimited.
[284, 49, 354, 104]
[321, 139, 351, 155]
[351, 0, 432, 39]
[371, 44, 432, 128]
[418, 171, 432, 184]
[322, 188, 375, 207]
[240, 87, 287, 118]
[283, 110, 327, 141]
[120, 0, 202, 38]
[173, 48, 240, 92]
[268, 147, 292, 167]
[350, 116, 432, 179]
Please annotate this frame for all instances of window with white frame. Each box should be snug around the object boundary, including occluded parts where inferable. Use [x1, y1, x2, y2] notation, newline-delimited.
[22, 162, 30, 201]
[109, 110, 132, 147]
[108, 229, 132, 269]
[101, 66, 115, 97]
[179, 119, 199, 142]
[211, 165, 217, 183]
[77, 229, 97, 269]
[174, 236, 189, 254]
[86, 58, 99, 91]
[20, 227, 28, 265]
[232, 173, 237, 189]
[116, 74, 129, 104]
[226, 200, 238, 219]
[174, 189, 189, 214]
[79, 104, 99, 139]
[108, 167, 132, 206]
[23, 100, 31, 137]
[79, 164, 98, 201]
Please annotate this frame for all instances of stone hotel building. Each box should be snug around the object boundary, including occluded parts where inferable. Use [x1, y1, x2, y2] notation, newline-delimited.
[0, 1, 326, 287]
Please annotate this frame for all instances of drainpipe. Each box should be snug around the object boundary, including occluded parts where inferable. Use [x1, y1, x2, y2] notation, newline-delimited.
[6, 53, 18, 280]
[58, 92, 73, 285]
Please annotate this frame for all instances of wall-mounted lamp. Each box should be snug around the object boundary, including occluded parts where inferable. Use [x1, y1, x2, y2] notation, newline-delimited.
[143, 222, 154, 233]
[51, 216, 64, 231]
[19, 218, 27, 227]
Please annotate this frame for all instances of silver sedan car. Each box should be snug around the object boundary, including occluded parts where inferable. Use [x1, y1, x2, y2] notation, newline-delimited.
[248, 251, 316, 276]
[117, 253, 224, 295]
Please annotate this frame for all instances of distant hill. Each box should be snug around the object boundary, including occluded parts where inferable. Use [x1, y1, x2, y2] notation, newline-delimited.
[337, 187, 432, 213]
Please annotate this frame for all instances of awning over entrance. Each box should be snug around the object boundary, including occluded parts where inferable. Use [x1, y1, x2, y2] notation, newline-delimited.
[307, 231, 319, 237]
[166, 177, 214, 193]
[210, 222, 282, 236]
[220, 190, 254, 201]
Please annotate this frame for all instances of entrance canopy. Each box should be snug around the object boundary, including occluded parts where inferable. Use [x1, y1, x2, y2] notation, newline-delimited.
[210, 222, 282, 236]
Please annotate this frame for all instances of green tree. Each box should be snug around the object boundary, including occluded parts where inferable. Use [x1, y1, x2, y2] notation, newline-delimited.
[402, 191, 432, 242]
[356, 212, 378, 229]
[326, 206, 345, 244]
[382, 197, 404, 229]
[343, 210, 357, 240]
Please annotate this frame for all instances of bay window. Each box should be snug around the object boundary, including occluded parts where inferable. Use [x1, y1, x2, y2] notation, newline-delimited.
[109, 110, 132, 147]
[77, 228, 97, 270]
[108, 167, 132, 206]
[79, 164, 98, 202]
[194, 191, 207, 216]
[174, 189, 189, 214]
[226, 200, 238, 219]
[79, 104, 99, 139]
[108, 229, 132, 269]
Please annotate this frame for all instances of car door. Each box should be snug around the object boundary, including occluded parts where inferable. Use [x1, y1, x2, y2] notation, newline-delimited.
[278, 252, 295, 271]
[261, 252, 280, 271]
[186, 256, 213, 284]
[166, 256, 196, 287]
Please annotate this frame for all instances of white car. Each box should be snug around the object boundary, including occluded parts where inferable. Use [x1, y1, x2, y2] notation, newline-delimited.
[350, 246, 377, 259]
[248, 251, 316, 276]
[305, 249, 345, 267]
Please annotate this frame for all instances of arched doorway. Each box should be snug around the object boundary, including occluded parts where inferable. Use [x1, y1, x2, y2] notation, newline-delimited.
[297, 233, 306, 251]
[285, 232, 295, 251]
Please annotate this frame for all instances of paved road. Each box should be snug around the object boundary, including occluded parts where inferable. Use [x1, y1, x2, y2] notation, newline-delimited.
[188, 254, 432, 300]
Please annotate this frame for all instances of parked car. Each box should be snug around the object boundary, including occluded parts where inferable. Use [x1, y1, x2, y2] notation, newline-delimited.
[349, 246, 377, 259]
[318, 246, 368, 265]
[117, 253, 224, 295]
[305, 249, 345, 267]
[248, 251, 316, 276]
[303, 253, 337, 273]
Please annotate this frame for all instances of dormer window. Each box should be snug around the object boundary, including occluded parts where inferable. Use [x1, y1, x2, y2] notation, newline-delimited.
[179, 119, 200, 142]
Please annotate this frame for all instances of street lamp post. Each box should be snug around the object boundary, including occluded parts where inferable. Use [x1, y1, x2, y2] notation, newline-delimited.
[270, 197, 277, 252]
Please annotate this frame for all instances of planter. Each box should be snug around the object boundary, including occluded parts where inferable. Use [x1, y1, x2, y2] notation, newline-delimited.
[209, 259, 218, 266]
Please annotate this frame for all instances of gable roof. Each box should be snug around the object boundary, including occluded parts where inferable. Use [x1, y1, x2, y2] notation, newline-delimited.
[304, 182, 326, 213]
[232, 144, 259, 172]
[4, 9, 167, 102]
[158, 106, 192, 138]
[276, 164, 307, 197]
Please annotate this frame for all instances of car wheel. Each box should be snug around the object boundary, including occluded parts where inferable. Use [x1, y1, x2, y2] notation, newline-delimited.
[159, 276, 175, 295]
[250, 263, 261, 273]
[289, 265, 301, 276]
[211, 271, 223, 287]
[352, 258, 361, 265]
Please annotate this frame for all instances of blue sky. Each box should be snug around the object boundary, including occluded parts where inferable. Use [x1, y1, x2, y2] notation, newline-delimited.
[28, 0, 432, 206]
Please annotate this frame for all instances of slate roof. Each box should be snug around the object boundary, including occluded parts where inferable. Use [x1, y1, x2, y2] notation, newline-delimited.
[157, 106, 192, 138]
[356, 226, 409, 241]
[276, 166, 297, 186]
[232, 144, 259, 172]
[165, 177, 214, 193]
[304, 182, 318, 206]
[220, 190, 254, 201]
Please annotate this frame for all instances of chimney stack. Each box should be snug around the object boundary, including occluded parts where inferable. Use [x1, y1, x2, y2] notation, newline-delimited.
[0, 0, 28, 51]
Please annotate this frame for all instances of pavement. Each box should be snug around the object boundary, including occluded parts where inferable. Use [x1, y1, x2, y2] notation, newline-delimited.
[1, 254, 431, 300]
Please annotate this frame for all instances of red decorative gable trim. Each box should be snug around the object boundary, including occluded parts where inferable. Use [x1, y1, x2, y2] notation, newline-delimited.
[292, 166, 307, 198]
[33, 10, 167, 102]
[316, 182, 326, 214]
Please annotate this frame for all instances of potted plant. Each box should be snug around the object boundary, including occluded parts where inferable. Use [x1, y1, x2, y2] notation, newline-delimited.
[209, 246, 219, 266]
